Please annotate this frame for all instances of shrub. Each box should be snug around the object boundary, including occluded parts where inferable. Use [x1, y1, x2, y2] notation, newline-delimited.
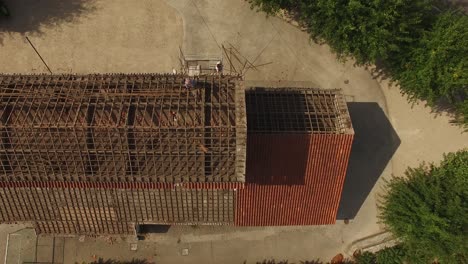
[354, 246, 406, 264]
[375, 246, 406, 264]
[248, 0, 294, 14]
[354, 251, 376, 264]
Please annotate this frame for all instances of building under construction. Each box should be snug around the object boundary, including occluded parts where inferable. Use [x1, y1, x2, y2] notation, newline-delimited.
[0, 74, 353, 235]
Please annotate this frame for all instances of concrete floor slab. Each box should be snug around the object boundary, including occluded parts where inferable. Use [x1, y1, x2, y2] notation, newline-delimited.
[2, 228, 36, 264]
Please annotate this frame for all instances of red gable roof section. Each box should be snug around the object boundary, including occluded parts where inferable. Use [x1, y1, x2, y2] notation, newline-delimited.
[236, 134, 353, 226]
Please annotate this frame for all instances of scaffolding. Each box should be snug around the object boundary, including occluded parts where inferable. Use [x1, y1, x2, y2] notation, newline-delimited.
[179, 47, 223, 76]
[245, 88, 353, 134]
[0, 74, 356, 234]
[0, 74, 247, 183]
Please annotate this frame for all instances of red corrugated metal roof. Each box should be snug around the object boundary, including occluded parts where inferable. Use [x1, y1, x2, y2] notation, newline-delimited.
[244, 134, 310, 185]
[236, 134, 353, 226]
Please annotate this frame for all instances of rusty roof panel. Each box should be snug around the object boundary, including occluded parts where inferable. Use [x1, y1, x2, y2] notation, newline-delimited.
[245, 134, 311, 185]
[236, 134, 353, 226]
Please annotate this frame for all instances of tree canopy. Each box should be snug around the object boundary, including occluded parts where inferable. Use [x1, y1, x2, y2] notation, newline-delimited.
[250, 0, 435, 65]
[379, 150, 468, 263]
[298, 0, 435, 65]
[390, 11, 468, 127]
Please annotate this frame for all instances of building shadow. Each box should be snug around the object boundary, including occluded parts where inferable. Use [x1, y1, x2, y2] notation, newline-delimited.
[337, 102, 400, 219]
[0, 0, 96, 44]
[245, 88, 311, 185]
[135, 224, 170, 234]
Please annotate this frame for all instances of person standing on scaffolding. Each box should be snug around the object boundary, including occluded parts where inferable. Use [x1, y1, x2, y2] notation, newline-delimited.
[215, 61, 223, 74]
[185, 77, 200, 102]
[184, 77, 194, 90]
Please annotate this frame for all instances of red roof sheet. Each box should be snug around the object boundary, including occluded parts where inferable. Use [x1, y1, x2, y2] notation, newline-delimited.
[236, 134, 353, 226]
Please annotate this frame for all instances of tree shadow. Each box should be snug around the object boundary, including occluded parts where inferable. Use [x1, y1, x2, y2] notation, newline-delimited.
[442, 0, 468, 13]
[337, 102, 400, 220]
[0, 0, 96, 44]
[368, 59, 392, 82]
[369, 50, 466, 130]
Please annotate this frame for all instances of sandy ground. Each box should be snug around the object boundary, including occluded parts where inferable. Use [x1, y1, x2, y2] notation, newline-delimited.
[0, 0, 467, 263]
[0, 0, 182, 73]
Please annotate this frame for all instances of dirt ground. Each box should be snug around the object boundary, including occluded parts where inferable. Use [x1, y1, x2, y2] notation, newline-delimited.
[0, 0, 467, 263]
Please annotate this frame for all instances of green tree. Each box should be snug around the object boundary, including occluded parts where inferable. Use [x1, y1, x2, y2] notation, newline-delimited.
[249, 0, 435, 64]
[297, 0, 435, 65]
[380, 150, 468, 263]
[390, 11, 468, 126]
